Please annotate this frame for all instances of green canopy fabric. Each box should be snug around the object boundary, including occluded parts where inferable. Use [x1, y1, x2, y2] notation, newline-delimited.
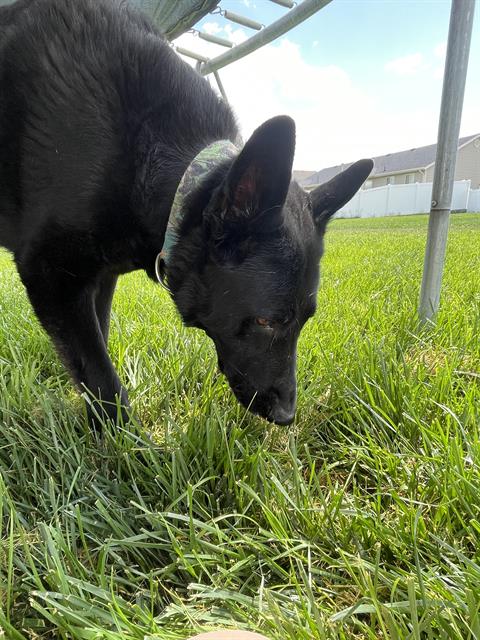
[0, 0, 220, 40]
[129, 0, 220, 39]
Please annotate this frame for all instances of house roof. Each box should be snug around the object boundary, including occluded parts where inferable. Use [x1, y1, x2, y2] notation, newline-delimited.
[300, 133, 479, 187]
[292, 170, 317, 182]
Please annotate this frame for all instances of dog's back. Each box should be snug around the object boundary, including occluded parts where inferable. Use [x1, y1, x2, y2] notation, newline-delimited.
[0, 0, 236, 257]
[0, 0, 147, 253]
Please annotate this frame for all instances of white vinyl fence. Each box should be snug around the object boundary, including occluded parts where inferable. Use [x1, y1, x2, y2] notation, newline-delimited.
[335, 180, 480, 218]
[468, 187, 480, 212]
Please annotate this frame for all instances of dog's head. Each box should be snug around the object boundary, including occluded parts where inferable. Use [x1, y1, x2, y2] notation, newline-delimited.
[170, 116, 372, 425]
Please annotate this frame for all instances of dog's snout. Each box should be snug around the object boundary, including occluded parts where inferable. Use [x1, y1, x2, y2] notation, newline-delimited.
[269, 404, 296, 426]
[268, 385, 296, 426]
[218, 352, 298, 425]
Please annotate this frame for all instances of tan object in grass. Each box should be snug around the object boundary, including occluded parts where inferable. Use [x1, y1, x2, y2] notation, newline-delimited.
[188, 632, 269, 640]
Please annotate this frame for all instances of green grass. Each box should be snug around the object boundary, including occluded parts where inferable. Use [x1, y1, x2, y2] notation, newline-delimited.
[0, 212, 479, 639]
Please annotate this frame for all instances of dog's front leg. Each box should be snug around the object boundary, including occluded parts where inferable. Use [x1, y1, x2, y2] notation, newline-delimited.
[95, 273, 118, 346]
[18, 266, 130, 428]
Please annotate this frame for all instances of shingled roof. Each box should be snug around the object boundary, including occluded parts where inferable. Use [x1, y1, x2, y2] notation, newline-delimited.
[300, 134, 479, 188]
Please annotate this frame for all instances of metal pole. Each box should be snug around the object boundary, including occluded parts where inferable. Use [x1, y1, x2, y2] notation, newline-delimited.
[213, 70, 229, 103]
[418, 0, 475, 322]
[198, 0, 332, 76]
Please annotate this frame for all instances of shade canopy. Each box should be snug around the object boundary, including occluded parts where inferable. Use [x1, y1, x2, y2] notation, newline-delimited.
[123, 0, 219, 39]
[0, 0, 219, 39]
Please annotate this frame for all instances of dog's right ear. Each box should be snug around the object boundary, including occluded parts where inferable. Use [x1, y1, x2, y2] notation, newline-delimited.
[205, 116, 295, 263]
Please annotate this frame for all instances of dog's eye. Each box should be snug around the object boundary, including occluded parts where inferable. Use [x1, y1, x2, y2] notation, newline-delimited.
[255, 315, 292, 329]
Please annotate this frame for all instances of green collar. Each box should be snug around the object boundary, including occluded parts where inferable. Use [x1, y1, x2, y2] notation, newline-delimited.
[155, 139, 239, 289]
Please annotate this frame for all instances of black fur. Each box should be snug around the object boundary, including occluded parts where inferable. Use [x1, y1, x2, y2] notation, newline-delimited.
[0, 0, 373, 426]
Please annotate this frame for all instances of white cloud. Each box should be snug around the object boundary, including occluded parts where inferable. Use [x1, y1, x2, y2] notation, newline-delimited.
[434, 42, 447, 58]
[175, 33, 376, 168]
[384, 45, 450, 81]
[222, 24, 248, 46]
[433, 42, 447, 79]
[173, 33, 473, 171]
[385, 52, 425, 75]
[202, 22, 222, 35]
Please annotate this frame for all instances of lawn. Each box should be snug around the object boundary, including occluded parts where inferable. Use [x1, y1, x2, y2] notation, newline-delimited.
[0, 213, 479, 639]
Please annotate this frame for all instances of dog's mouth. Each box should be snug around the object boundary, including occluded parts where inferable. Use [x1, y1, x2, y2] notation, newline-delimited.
[219, 364, 296, 426]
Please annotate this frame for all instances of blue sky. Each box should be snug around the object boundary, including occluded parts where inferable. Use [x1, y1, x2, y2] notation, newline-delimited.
[177, 1, 480, 170]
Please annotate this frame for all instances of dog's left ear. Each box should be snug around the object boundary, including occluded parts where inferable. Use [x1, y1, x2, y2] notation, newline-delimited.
[310, 159, 373, 233]
[206, 116, 295, 262]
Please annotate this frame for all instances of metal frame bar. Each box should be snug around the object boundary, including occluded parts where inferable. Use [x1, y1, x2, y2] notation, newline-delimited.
[269, 0, 295, 7]
[223, 10, 263, 31]
[198, 0, 332, 76]
[196, 30, 233, 48]
[418, 0, 475, 322]
[213, 70, 229, 102]
[175, 46, 209, 63]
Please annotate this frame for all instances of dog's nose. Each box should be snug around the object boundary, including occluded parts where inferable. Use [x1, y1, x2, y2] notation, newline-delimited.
[268, 385, 296, 426]
[270, 404, 296, 426]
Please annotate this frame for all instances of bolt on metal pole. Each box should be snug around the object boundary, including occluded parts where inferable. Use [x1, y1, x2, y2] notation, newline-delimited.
[418, 0, 475, 323]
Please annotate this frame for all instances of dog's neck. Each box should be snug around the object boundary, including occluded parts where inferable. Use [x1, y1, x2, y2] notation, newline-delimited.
[155, 139, 238, 284]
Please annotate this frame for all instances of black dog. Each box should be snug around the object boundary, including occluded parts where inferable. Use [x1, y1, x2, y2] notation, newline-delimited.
[0, 0, 372, 426]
